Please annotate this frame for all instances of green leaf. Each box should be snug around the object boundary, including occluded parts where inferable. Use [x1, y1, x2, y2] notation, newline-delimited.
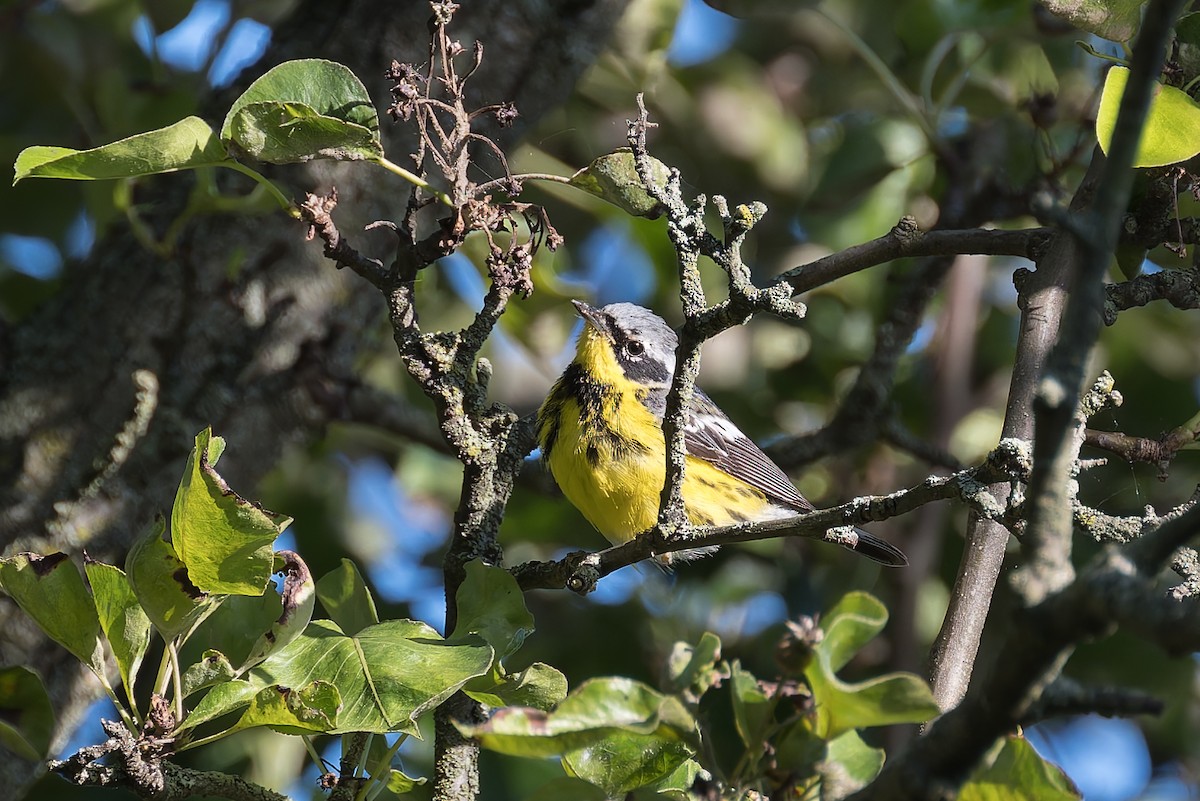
[386, 767, 428, 794]
[1040, 0, 1142, 41]
[0, 553, 102, 670]
[179, 678, 342, 742]
[563, 725, 694, 798]
[1096, 66, 1200, 168]
[227, 681, 340, 737]
[187, 588, 282, 672]
[663, 632, 723, 702]
[465, 662, 568, 711]
[644, 758, 705, 800]
[182, 650, 237, 697]
[13, 117, 229, 185]
[172, 428, 290, 596]
[568, 148, 670, 218]
[179, 678, 259, 733]
[225, 102, 383, 164]
[462, 677, 697, 797]
[221, 59, 381, 163]
[960, 735, 1081, 801]
[729, 661, 774, 752]
[453, 560, 535, 659]
[185, 619, 492, 735]
[1115, 242, 1147, 280]
[817, 730, 885, 797]
[0, 667, 54, 760]
[820, 592, 889, 672]
[803, 592, 939, 739]
[126, 517, 213, 641]
[241, 551, 316, 669]
[316, 559, 379, 636]
[463, 677, 695, 754]
[84, 559, 152, 700]
[1177, 10, 1200, 45]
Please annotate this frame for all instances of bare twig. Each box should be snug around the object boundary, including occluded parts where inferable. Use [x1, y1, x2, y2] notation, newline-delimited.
[1019, 676, 1164, 725]
[1084, 406, 1200, 479]
[773, 221, 1050, 295]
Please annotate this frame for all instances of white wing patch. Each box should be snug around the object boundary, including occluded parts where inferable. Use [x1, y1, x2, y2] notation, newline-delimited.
[682, 390, 813, 512]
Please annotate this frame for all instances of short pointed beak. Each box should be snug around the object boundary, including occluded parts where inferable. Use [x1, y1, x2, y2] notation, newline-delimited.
[571, 300, 608, 334]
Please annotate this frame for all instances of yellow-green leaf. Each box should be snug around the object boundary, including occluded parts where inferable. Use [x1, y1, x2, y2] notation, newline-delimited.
[13, 117, 228, 185]
[1097, 67, 1200, 168]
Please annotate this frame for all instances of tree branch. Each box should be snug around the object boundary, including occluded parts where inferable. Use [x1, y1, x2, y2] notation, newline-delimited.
[772, 221, 1050, 295]
[512, 441, 1028, 592]
[1103, 266, 1200, 322]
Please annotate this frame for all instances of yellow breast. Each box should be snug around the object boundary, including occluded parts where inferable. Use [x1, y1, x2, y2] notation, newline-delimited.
[538, 348, 774, 545]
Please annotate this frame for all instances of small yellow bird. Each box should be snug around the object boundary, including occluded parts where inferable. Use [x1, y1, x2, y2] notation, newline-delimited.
[537, 301, 907, 567]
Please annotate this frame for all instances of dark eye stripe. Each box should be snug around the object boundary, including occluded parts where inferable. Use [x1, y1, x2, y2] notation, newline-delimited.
[621, 352, 670, 383]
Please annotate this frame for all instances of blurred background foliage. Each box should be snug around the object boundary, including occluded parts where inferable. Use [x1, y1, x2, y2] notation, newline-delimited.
[3, 0, 1199, 798]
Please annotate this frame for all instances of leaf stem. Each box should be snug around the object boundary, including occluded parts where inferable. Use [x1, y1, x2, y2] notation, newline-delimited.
[91, 667, 140, 732]
[472, 172, 573, 196]
[356, 733, 409, 801]
[167, 641, 185, 723]
[375, 156, 455, 207]
[221, 162, 300, 217]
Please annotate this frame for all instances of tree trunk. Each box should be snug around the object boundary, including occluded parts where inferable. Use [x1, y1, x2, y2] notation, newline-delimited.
[0, 0, 627, 794]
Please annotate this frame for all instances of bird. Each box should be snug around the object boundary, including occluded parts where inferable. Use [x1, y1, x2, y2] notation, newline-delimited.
[536, 300, 907, 567]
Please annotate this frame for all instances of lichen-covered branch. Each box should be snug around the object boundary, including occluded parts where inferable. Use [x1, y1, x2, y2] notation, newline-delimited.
[300, 8, 560, 801]
[1103, 266, 1200, 322]
[51, 717, 286, 801]
[513, 440, 1029, 592]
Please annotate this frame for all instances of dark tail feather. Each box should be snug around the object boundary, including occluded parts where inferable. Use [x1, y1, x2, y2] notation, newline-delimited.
[844, 528, 908, 567]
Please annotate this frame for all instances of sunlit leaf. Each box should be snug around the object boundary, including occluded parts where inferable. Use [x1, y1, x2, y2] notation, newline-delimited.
[226, 102, 383, 163]
[452, 560, 535, 659]
[568, 149, 670, 218]
[172, 428, 290, 596]
[241, 551, 316, 669]
[462, 677, 697, 796]
[13, 117, 229, 184]
[1097, 67, 1200, 168]
[464, 662, 568, 711]
[818, 730, 885, 795]
[182, 650, 237, 698]
[803, 592, 939, 739]
[315, 559, 379, 636]
[0, 553, 102, 670]
[229, 681, 340, 736]
[663, 632, 723, 702]
[184, 619, 492, 735]
[84, 559, 152, 699]
[960, 735, 1081, 801]
[386, 767, 428, 794]
[221, 59, 382, 163]
[126, 517, 214, 641]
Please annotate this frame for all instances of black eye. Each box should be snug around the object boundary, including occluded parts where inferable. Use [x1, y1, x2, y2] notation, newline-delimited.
[625, 340, 645, 357]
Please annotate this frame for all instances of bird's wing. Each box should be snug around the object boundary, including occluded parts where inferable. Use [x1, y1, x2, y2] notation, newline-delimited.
[683, 390, 813, 512]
